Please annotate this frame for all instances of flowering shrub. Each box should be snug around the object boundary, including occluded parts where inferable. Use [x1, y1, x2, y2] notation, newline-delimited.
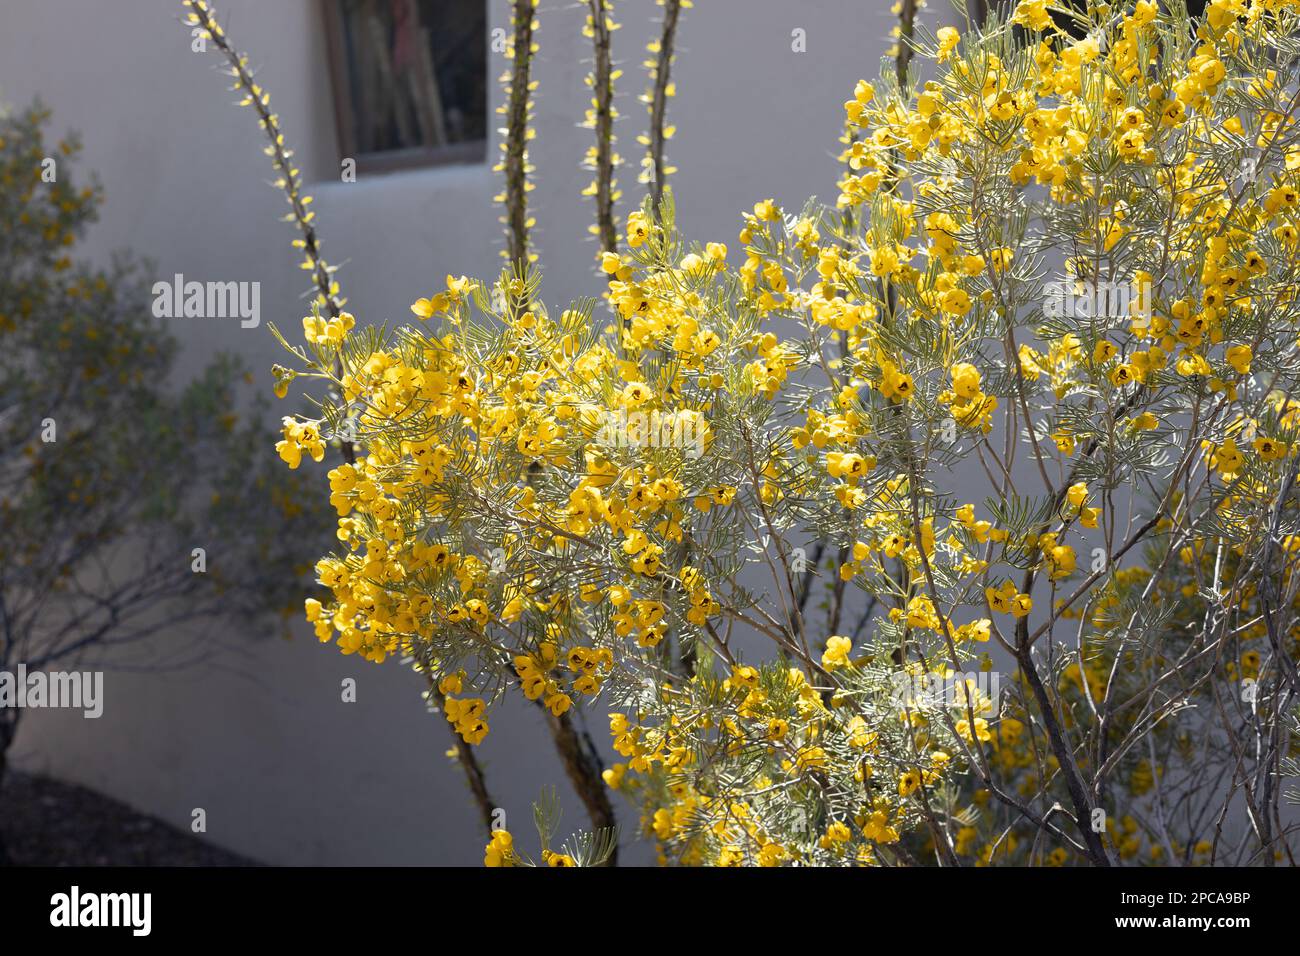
[0, 101, 335, 861]
[0, 102, 331, 660]
[270, 0, 1300, 865]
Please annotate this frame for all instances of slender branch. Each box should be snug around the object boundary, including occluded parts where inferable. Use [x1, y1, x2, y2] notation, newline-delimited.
[585, 0, 618, 256]
[647, 0, 682, 210]
[184, 0, 355, 464]
[895, 0, 920, 85]
[502, 0, 537, 265]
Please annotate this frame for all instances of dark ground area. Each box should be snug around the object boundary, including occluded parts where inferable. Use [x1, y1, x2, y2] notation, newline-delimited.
[0, 771, 260, 866]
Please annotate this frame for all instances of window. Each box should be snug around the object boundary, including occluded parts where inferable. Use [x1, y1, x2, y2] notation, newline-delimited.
[323, 0, 487, 173]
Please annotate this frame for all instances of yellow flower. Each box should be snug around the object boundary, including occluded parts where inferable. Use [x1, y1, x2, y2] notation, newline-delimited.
[950, 363, 982, 400]
[410, 293, 448, 320]
[879, 359, 915, 402]
[939, 287, 972, 317]
[484, 829, 515, 867]
[438, 673, 463, 696]
[1211, 437, 1244, 478]
[986, 580, 1017, 614]
[602, 763, 626, 789]
[822, 635, 852, 669]
[870, 245, 900, 277]
[275, 418, 325, 469]
[1226, 344, 1252, 374]
[1043, 539, 1076, 580]
[627, 211, 652, 248]
[1254, 436, 1287, 462]
[826, 451, 872, 480]
[905, 595, 941, 631]
[758, 843, 788, 867]
[956, 619, 991, 643]
[1011, 0, 1053, 31]
[1066, 481, 1088, 509]
[936, 26, 960, 62]
[898, 770, 922, 798]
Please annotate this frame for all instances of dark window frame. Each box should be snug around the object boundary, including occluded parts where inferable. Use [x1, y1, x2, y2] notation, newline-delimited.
[321, 0, 488, 175]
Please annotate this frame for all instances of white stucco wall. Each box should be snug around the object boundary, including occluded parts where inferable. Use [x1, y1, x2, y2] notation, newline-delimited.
[0, 0, 925, 865]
